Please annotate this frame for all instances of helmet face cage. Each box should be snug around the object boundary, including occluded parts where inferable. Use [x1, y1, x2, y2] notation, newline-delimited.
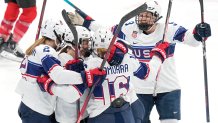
[79, 38, 92, 50]
[135, 0, 161, 31]
[76, 26, 92, 50]
[75, 26, 93, 58]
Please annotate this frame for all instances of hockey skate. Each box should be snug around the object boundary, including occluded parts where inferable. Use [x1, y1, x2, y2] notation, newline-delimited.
[0, 35, 25, 62]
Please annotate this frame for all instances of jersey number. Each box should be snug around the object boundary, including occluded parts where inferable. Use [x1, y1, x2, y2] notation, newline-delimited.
[43, 46, 50, 52]
[93, 75, 130, 105]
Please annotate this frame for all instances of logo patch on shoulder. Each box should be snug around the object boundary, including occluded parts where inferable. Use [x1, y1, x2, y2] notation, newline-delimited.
[131, 31, 138, 38]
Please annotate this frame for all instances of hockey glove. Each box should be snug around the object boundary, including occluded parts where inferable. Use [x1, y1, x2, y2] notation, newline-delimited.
[81, 68, 107, 88]
[64, 59, 85, 73]
[193, 22, 211, 41]
[107, 40, 128, 66]
[68, 11, 94, 28]
[37, 75, 54, 95]
[150, 42, 173, 63]
[68, 12, 84, 26]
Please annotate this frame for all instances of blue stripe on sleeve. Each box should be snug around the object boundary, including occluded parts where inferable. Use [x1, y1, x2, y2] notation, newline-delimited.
[41, 55, 61, 73]
[133, 62, 149, 79]
[26, 61, 45, 77]
[173, 26, 187, 42]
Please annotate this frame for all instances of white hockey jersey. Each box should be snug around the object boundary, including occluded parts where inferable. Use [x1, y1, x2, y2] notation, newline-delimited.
[54, 52, 89, 123]
[50, 50, 162, 120]
[88, 19, 201, 94]
[119, 18, 200, 94]
[85, 52, 162, 118]
[15, 44, 83, 115]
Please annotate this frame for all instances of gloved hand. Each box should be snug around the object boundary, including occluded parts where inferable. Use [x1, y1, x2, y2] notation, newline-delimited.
[64, 59, 85, 73]
[193, 22, 211, 41]
[37, 75, 54, 95]
[81, 68, 107, 88]
[68, 11, 94, 28]
[107, 40, 128, 66]
[68, 12, 84, 26]
[150, 41, 174, 63]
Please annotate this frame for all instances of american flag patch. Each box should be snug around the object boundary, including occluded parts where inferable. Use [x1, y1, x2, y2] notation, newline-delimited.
[131, 31, 138, 38]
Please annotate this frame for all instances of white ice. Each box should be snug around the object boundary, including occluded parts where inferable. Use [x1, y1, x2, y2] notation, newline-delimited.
[0, 0, 218, 123]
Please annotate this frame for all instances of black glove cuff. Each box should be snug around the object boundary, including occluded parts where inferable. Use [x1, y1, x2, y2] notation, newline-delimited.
[193, 32, 203, 41]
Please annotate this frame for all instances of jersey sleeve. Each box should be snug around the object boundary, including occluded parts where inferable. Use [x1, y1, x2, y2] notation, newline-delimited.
[58, 53, 73, 66]
[132, 53, 162, 81]
[51, 84, 81, 103]
[144, 56, 162, 82]
[168, 22, 200, 47]
[35, 45, 83, 85]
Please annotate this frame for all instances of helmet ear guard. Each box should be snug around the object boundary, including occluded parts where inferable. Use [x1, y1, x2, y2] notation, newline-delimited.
[53, 30, 66, 51]
[40, 19, 70, 51]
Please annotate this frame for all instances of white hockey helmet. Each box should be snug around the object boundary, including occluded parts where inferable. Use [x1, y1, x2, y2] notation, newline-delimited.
[40, 19, 65, 41]
[92, 28, 113, 50]
[41, 19, 66, 51]
[63, 28, 74, 43]
[75, 26, 93, 58]
[145, 0, 161, 18]
[58, 28, 75, 54]
[75, 26, 92, 41]
[75, 26, 92, 49]
[135, 0, 162, 31]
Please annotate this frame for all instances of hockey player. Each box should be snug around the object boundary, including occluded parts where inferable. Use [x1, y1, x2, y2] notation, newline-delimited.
[56, 26, 93, 123]
[36, 26, 95, 123]
[76, 26, 93, 60]
[81, 28, 174, 123]
[55, 27, 90, 123]
[36, 27, 174, 123]
[0, 0, 37, 60]
[70, 1, 212, 123]
[16, 19, 106, 123]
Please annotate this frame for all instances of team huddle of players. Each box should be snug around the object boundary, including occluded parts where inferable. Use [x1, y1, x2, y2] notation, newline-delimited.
[15, 1, 211, 123]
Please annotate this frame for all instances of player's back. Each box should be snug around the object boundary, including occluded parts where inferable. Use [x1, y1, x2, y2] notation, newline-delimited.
[84, 53, 139, 118]
[15, 44, 57, 115]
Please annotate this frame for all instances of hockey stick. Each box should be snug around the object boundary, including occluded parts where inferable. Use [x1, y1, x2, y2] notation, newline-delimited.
[64, 0, 94, 21]
[199, 0, 210, 122]
[162, 0, 173, 42]
[76, 3, 148, 123]
[62, 9, 81, 118]
[152, 0, 173, 96]
[62, 9, 79, 59]
[35, 0, 47, 40]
